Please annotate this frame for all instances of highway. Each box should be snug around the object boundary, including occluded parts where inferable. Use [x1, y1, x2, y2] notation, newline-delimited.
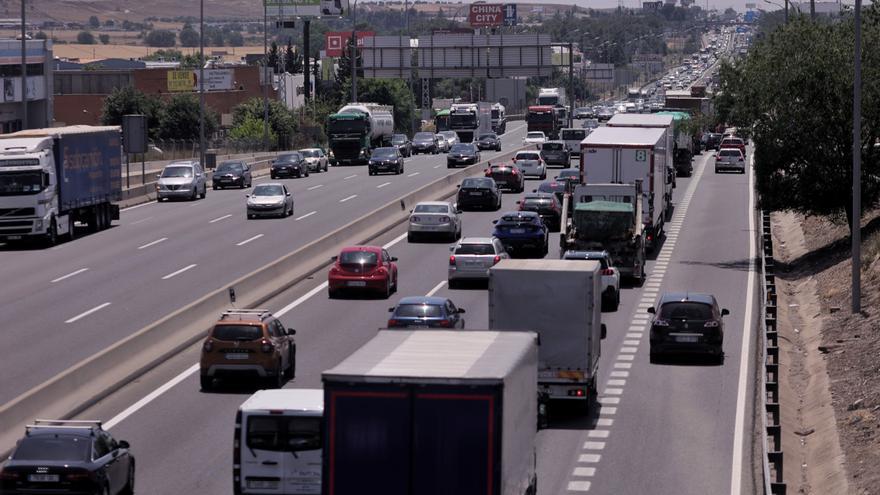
[68, 145, 758, 494]
[0, 123, 526, 404]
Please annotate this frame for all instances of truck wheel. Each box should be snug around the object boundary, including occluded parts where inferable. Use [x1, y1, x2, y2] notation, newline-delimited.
[68, 216, 76, 241]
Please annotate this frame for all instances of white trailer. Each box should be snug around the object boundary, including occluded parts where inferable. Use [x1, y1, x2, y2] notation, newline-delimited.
[489, 259, 604, 415]
[580, 126, 669, 251]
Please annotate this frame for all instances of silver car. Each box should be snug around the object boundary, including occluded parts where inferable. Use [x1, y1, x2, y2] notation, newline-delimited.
[156, 160, 207, 201]
[407, 201, 462, 242]
[435, 133, 451, 153]
[299, 148, 329, 173]
[439, 131, 460, 149]
[447, 237, 509, 287]
[512, 151, 547, 180]
[246, 183, 294, 218]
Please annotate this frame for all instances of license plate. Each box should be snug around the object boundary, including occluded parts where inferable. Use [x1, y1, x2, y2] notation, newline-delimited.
[510, 228, 525, 234]
[347, 281, 367, 287]
[28, 474, 59, 482]
[675, 336, 699, 343]
[469, 192, 482, 196]
[225, 353, 250, 360]
[221, 178, 232, 182]
[7, 235, 21, 240]
[247, 479, 279, 489]
[408, 325, 429, 329]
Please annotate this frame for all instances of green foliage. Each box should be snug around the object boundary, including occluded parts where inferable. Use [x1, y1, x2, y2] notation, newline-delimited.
[158, 93, 219, 141]
[227, 31, 244, 46]
[267, 41, 280, 73]
[232, 98, 297, 149]
[100, 87, 164, 140]
[34, 31, 47, 40]
[145, 29, 176, 47]
[88, 16, 100, 29]
[230, 116, 277, 146]
[721, 8, 880, 226]
[77, 31, 95, 44]
[285, 40, 302, 74]
[99, 34, 110, 45]
[142, 49, 183, 61]
[348, 79, 416, 134]
[179, 23, 200, 48]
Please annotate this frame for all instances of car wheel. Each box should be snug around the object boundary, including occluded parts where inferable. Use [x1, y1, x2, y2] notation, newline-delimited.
[270, 173, 276, 179]
[714, 167, 719, 173]
[190, 188, 197, 201]
[408, 232, 416, 243]
[649, 348, 660, 364]
[200, 374, 213, 391]
[120, 463, 135, 495]
[611, 290, 620, 311]
[200, 186, 206, 199]
[305, 169, 310, 177]
[268, 363, 284, 388]
[240, 181, 246, 189]
[213, 185, 218, 190]
[384, 279, 392, 299]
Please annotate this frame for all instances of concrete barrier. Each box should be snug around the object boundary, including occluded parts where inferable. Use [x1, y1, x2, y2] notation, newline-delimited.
[0, 145, 525, 453]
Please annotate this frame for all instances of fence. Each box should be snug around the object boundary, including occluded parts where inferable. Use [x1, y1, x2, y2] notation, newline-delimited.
[146, 138, 271, 162]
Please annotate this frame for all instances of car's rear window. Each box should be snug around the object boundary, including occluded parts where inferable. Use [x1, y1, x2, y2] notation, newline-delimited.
[720, 149, 742, 157]
[478, 134, 497, 140]
[557, 170, 578, 178]
[527, 132, 544, 139]
[523, 198, 551, 207]
[13, 435, 90, 461]
[217, 163, 244, 173]
[543, 142, 565, 150]
[517, 153, 540, 160]
[659, 302, 714, 320]
[414, 132, 434, 140]
[276, 153, 302, 163]
[414, 204, 449, 213]
[461, 178, 493, 188]
[339, 251, 379, 265]
[455, 243, 495, 255]
[247, 416, 321, 453]
[212, 325, 263, 341]
[394, 304, 444, 317]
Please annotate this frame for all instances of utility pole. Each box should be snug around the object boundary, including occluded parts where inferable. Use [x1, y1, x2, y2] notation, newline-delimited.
[568, 42, 574, 128]
[852, 0, 862, 313]
[784, 0, 789, 24]
[304, 19, 311, 101]
[20, 0, 27, 129]
[351, 0, 358, 103]
[199, 0, 206, 170]
[263, 1, 270, 151]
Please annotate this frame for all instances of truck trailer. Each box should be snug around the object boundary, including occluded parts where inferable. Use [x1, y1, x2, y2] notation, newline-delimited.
[322, 330, 539, 495]
[607, 113, 677, 207]
[326, 103, 394, 165]
[0, 125, 122, 246]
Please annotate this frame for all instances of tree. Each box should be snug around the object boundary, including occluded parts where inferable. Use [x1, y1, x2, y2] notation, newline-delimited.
[232, 98, 296, 149]
[34, 31, 47, 40]
[284, 40, 302, 74]
[179, 23, 200, 48]
[145, 29, 176, 47]
[88, 15, 100, 29]
[99, 34, 110, 44]
[226, 31, 244, 46]
[158, 93, 218, 141]
[100, 86, 165, 140]
[267, 41, 280, 73]
[210, 28, 224, 47]
[229, 116, 277, 147]
[721, 10, 880, 229]
[77, 31, 96, 44]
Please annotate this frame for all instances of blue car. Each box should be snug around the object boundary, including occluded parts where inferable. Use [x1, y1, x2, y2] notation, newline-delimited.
[492, 211, 549, 257]
[387, 296, 466, 329]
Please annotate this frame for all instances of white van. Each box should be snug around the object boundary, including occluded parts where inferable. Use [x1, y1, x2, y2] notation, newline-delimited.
[234, 389, 323, 495]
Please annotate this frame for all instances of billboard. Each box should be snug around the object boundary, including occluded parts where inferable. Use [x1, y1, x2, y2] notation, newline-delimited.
[468, 4, 504, 27]
[325, 31, 375, 57]
[167, 69, 234, 92]
[417, 34, 552, 79]
[167, 70, 195, 92]
[264, 0, 347, 17]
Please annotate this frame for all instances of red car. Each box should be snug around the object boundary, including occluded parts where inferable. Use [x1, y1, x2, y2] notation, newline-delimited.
[328, 246, 398, 298]
[719, 137, 746, 155]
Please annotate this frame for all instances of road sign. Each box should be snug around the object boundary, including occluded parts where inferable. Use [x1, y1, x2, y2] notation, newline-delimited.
[468, 4, 503, 28]
[503, 4, 517, 26]
[324, 31, 374, 57]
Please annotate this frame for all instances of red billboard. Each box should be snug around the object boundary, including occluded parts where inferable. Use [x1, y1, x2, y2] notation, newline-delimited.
[324, 31, 375, 57]
[468, 4, 504, 28]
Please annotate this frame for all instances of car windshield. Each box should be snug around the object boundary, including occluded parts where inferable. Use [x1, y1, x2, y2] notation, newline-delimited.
[300, 150, 319, 158]
[276, 154, 302, 163]
[455, 243, 495, 255]
[538, 182, 565, 193]
[339, 251, 378, 265]
[461, 178, 493, 188]
[450, 144, 472, 153]
[247, 416, 322, 453]
[659, 302, 714, 320]
[414, 132, 434, 140]
[217, 163, 244, 173]
[0, 171, 45, 195]
[392, 135, 407, 144]
[13, 435, 90, 461]
[527, 132, 544, 139]
[253, 185, 284, 196]
[162, 166, 193, 178]
[478, 134, 497, 140]
[414, 204, 449, 213]
[517, 153, 540, 161]
[372, 148, 397, 159]
[543, 142, 564, 150]
[394, 304, 443, 318]
[441, 132, 457, 139]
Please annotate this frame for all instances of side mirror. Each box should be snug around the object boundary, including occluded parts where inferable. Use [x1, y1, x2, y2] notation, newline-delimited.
[156, 173, 162, 180]
[118, 440, 130, 450]
[286, 192, 291, 196]
[456, 210, 463, 215]
[458, 308, 466, 314]
[516, 200, 521, 204]
[388, 307, 395, 312]
[449, 246, 455, 252]
[456, 185, 461, 188]
[647, 307, 656, 314]
[721, 308, 730, 316]
[531, 189, 537, 193]
[287, 328, 296, 335]
[331, 255, 338, 261]
[390, 256, 398, 262]
[601, 324, 607, 340]
[492, 219, 498, 224]
[245, 194, 250, 198]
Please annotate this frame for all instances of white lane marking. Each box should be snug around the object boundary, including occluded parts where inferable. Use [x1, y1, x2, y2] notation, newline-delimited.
[307, 184, 324, 191]
[209, 214, 232, 224]
[129, 216, 153, 226]
[344, 174, 357, 180]
[276, 282, 330, 317]
[51, 268, 89, 283]
[613, 362, 632, 369]
[599, 397, 620, 404]
[567, 481, 592, 491]
[376, 182, 391, 189]
[573, 467, 597, 477]
[617, 354, 634, 361]
[730, 152, 757, 495]
[237, 234, 264, 246]
[579, 454, 602, 463]
[623, 340, 641, 346]
[426, 280, 446, 297]
[600, 407, 617, 415]
[407, 172, 420, 177]
[607, 379, 627, 387]
[104, 363, 199, 430]
[295, 211, 317, 221]
[433, 164, 441, 169]
[120, 201, 155, 212]
[161, 264, 197, 280]
[339, 194, 357, 203]
[610, 371, 629, 378]
[138, 237, 168, 250]
[65, 302, 111, 324]
[383, 232, 409, 250]
[620, 347, 638, 354]
[583, 442, 606, 450]
[604, 388, 624, 396]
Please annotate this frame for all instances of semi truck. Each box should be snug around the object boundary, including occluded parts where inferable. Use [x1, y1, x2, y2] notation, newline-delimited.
[527, 105, 560, 140]
[491, 102, 507, 134]
[322, 330, 539, 495]
[537, 87, 567, 107]
[656, 110, 698, 177]
[448, 102, 492, 143]
[326, 103, 394, 165]
[489, 259, 604, 417]
[580, 126, 670, 251]
[0, 125, 122, 246]
[560, 181, 647, 284]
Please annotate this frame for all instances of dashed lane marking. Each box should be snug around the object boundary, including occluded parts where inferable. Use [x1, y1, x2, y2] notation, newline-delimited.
[65, 302, 111, 324]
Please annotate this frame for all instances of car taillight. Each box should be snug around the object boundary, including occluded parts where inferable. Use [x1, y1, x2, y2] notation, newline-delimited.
[260, 339, 273, 353]
[439, 216, 450, 222]
[203, 339, 214, 352]
[329, 265, 339, 275]
[484, 170, 491, 176]
[0, 470, 19, 481]
[568, 388, 586, 397]
[66, 472, 92, 481]
[601, 268, 614, 276]
[716, 153, 720, 159]
[511, 168, 518, 175]
[493, 255, 501, 264]
[438, 319, 451, 327]
[387, 319, 398, 327]
[704, 320, 720, 328]
[647, 233, 653, 241]
[449, 255, 456, 266]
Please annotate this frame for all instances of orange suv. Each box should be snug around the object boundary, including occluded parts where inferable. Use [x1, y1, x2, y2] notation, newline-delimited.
[199, 309, 296, 391]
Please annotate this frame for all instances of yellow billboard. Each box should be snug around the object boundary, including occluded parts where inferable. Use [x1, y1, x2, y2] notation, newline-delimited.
[167, 71, 196, 92]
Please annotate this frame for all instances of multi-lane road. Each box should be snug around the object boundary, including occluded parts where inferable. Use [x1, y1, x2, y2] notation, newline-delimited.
[55, 141, 759, 494]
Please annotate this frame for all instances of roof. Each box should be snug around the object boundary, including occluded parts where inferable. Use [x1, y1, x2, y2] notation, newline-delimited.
[239, 389, 323, 413]
[493, 258, 600, 274]
[655, 111, 691, 122]
[607, 113, 674, 127]
[658, 292, 716, 305]
[329, 112, 366, 119]
[414, 201, 452, 207]
[575, 201, 634, 213]
[322, 330, 536, 382]
[500, 211, 539, 219]
[524, 193, 554, 199]
[396, 296, 449, 306]
[581, 126, 666, 147]
[339, 245, 382, 253]
[6, 125, 120, 138]
[458, 237, 495, 244]
[528, 105, 554, 111]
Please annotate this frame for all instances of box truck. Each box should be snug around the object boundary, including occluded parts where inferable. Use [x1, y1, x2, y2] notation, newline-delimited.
[322, 330, 539, 495]
[607, 113, 677, 210]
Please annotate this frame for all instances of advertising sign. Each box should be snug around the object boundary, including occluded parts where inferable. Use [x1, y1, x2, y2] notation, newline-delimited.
[265, 0, 347, 17]
[468, 4, 504, 28]
[503, 4, 517, 26]
[168, 69, 234, 92]
[325, 31, 375, 57]
[167, 70, 195, 92]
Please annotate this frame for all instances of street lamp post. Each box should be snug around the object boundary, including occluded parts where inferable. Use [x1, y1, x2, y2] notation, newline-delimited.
[351, 0, 359, 103]
[263, 1, 270, 150]
[20, 0, 26, 129]
[852, 0, 862, 313]
[199, 0, 206, 171]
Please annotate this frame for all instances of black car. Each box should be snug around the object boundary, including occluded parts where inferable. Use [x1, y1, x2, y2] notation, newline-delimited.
[387, 296, 466, 329]
[368, 147, 404, 175]
[540, 141, 570, 166]
[391, 134, 412, 157]
[485, 163, 524, 192]
[534, 180, 567, 203]
[702, 132, 723, 151]
[212, 160, 252, 190]
[491, 211, 549, 257]
[554, 168, 580, 187]
[271, 152, 309, 179]
[457, 177, 502, 211]
[447, 143, 480, 168]
[517, 192, 562, 231]
[0, 420, 134, 495]
[648, 292, 729, 363]
[475, 132, 502, 151]
[412, 132, 439, 155]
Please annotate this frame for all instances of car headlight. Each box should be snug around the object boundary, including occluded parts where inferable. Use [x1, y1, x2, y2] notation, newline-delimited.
[34, 218, 43, 230]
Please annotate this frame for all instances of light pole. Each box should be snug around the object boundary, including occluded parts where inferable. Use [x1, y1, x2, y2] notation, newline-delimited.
[852, 0, 862, 313]
[20, 0, 26, 129]
[199, 0, 205, 170]
[351, 0, 359, 103]
[263, 0, 270, 150]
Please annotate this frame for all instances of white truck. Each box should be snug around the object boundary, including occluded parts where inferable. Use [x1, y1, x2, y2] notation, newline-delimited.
[607, 113, 676, 216]
[0, 126, 121, 246]
[327, 102, 395, 165]
[537, 87, 567, 107]
[489, 259, 605, 419]
[449, 102, 492, 143]
[580, 126, 670, 251]
[491, 102, 507, 134]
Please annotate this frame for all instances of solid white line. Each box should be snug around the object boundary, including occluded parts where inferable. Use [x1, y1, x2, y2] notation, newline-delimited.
[51, 268, 89, 283]
[407, 172, 420, 177]
[344, 174, 357, 180]
[276, 282, 330, 317]
[237, 234, 264, 246]
[137, 237, 168, 250]
[104, 363, 200, 430]
[426, 280, 446, 297]
[120, 201, 155, 212]
[295, 211, 317, 221]
[339, 194, 357, 203]
[307, 184, 324, 191]
[376, 182, 392, 188]
[65, 302, 111, 324]
[730, 152, 757, 495]
[129, 216, 153, 226]
[161, 263, 197, 280]
[209, 214, 232, 223]
[383, 232, 409, 250]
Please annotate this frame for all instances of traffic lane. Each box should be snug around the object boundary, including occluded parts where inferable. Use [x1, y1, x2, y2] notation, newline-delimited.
[0, 130, 529, 401]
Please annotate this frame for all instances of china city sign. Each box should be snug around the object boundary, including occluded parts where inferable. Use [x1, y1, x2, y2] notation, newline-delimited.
[468, 4, 504, 28]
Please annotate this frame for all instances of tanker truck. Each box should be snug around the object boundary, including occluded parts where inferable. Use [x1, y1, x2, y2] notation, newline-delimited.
[327, 103, 394, 166]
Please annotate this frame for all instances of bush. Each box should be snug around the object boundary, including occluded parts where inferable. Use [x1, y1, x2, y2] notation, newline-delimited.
[99, 34, 110, 44]
[145, 29, 176, 47]
[76, 31, 96, 44]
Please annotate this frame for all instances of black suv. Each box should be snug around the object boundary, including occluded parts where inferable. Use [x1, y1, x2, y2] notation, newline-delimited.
[648, 292, 729, 363]
[0, 420, 135, 495]
[457, 177, 502, 211]
[212, 160, 252, 189]
[271, 152, 308, 179]
[517, 192, 562, 231]
[368, 147, 404, 175]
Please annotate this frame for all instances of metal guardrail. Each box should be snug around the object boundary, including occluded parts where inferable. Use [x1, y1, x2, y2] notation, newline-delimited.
[759, 209, 786, 494]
